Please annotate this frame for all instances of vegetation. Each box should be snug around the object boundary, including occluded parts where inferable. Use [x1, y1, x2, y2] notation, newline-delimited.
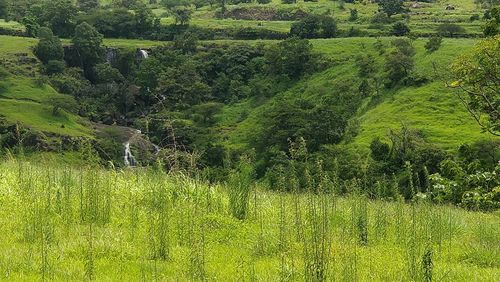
[0, 159, 498, 280]
[0, 0, 498, 278]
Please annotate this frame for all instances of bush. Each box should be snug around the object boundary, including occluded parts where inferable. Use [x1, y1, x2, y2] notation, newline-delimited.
[469, 14, 480, 21]
[436, 23, 465, 37]
[371, 12, 391, 24]
[290, 14, 337, 39]
[33, 27, 64, 64]
[391, 21, 410, 36]
[45, 60, 66, 75]
[349, 9, 358, 21]
[424, 36, 442, 52]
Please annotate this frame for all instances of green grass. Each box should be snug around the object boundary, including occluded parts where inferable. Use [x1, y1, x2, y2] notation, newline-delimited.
[0, 35, 36, 56]
[0, 160, 498, 280]
[0, 99, 90, 136]
[0, 19, 24, 31]
[218, 37, 494, 152]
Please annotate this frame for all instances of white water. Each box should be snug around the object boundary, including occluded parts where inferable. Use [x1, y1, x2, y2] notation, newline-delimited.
[139, 49, 148, 59]
[124, 142, 137, 167]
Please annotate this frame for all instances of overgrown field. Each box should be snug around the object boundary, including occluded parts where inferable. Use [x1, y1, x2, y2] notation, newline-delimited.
[0, 159, 498, 280]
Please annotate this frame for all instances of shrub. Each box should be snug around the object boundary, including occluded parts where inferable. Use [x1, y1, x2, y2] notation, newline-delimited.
[470, 14, 480, 21]
[371, 12, 391, 24]
[424, 36, 442, 52]
[436, 23, 465, 37]
[392, 21, 410, 36]
[33, 27, 64, 64]
[45, 60, 66, 75]
[349, 9, 358, 21]
[290, 14, 337, 39]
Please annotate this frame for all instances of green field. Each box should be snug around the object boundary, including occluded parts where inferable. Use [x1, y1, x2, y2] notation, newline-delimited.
[0, 160, 498, 280]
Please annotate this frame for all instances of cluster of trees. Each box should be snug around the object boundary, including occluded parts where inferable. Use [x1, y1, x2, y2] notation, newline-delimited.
[290, 14, 337, 39]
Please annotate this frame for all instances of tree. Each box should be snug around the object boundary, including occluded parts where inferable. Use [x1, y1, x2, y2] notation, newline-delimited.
[483, 7, 499, 37]
[290, 15, 337, 39]
[349, 9, 358, 22]
[451, 36, 500, 136]
[437, 23, 465, 37]
[72, 22, 104, 74]
[29, 0, 77, 37]
[265, 37, 314, 79]
[172, 6, 192, 26]
[33, 27, 64, 64]
[94, 63, 124, 84]
[156, 61, 211, 109]
[384, 38, 415, 85]
[0, 0, 7, 18]
[392, 21, 410, 36]
[378, 0, 406, 17]
[173, 31, 199, 54]
[78, 0, 99, 12]
[424, 36, 442, 52]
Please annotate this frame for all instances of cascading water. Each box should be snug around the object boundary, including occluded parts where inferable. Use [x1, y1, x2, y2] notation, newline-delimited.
[124, 142, 137, 167]
[139, 49, 148, 59]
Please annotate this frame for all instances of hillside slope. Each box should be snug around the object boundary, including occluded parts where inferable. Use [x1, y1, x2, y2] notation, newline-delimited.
[219, 37, 493, 152]
[0, 36, 91, 137]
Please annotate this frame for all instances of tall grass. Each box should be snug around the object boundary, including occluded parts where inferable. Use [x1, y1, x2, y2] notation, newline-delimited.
[0, 159, 498, 280]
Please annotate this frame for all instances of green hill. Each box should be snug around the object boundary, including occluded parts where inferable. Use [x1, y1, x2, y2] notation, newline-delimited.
[218, 37, 493, 153]
[0, 36, 91, 137]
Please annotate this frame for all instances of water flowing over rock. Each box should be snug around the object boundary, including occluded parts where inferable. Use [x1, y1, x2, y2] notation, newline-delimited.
[138, 49, 149, 59]
[124, 142, 137, 167]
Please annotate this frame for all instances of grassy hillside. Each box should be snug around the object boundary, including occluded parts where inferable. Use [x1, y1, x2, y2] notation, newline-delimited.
[0, 36, 91, 137]
[155, 0, 485, 37]
[0, 33, 493, 149]
[0, 160, 498, 280]
[219, 37, 492, 152]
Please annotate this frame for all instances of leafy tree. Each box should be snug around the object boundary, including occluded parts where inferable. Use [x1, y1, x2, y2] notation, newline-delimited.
[451, 36, 499, 136]
[349, 9, 358, 21]
[437, 23, 465, 37]
[172, 6, 192, 26]
[290, 15, 337, 39]
[33, 27, 64, 64]
[173, 31, 198, 54]
[78, 0, 99, 12]
[424, 36, 442, 52]
[355, 54, 376, 78]
[378, 0, 406, 17]
[483, 7, 499, 36]
[370, 138, 390, 161]
[94, 63, 124, 84]
[28, 0, 78, 37]
[0, 0, 7, 18]
[72, 22, 104, 76]
[45, 60, 66, 75]
[392, 21, 410, 36]
[384, 38, 415, 86]
[156, 61, 211, 109]
[265, 37, 314, 79]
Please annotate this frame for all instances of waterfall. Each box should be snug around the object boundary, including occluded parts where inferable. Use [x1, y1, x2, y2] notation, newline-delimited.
[124, 142, 137, 167]
[139, 49, 148, 59]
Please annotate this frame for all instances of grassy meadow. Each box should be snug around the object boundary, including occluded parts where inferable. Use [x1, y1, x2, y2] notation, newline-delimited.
[0, 159, 498, 281]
